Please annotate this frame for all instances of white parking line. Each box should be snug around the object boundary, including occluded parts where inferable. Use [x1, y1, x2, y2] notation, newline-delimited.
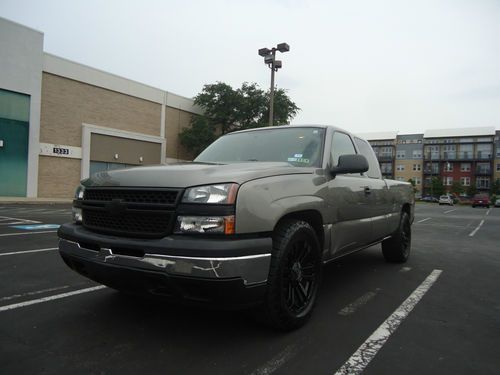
[444, 209, 457, 214]
[486, 209, 491, 216]
[0, 230, 57, 237]
[334, 269, 443, 375]
[0, 286, 70, 302]
[249, 344, 298, 375]
[0, 215, 40, 223]
[417, 217, 431, 223]
[0, 248, 58, 256]
[399, 267, 412, 272]
[0, 286, 107, 312]
[339, 289, 380, 316]
[468, 220, 485, 237]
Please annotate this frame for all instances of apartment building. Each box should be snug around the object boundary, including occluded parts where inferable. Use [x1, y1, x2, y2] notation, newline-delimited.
[394, 134, 424, 194]
[422, 127, 495, 195]
[360, 127, 498, 196]
[356, 131, 397, 179]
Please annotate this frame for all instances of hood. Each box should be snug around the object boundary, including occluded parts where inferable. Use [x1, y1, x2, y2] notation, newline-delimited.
[83, 162, 314, 188]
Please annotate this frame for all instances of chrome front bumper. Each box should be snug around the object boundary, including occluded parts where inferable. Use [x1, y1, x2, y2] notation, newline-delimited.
[59, 239, 271, 285]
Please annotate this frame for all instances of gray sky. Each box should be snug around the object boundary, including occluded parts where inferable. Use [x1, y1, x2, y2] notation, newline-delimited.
[1, 0, 499, 134]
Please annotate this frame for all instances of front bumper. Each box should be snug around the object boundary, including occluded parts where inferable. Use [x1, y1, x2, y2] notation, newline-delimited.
[58, 223, 272, 307]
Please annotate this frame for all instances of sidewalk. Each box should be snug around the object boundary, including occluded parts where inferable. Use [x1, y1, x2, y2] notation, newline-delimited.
[0, 197, 72, 204]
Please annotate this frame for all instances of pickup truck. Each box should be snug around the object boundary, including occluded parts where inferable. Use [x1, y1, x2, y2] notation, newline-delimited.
[58, 125, 414, 330]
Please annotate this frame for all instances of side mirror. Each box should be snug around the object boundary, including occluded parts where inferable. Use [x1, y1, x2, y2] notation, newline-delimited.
[331, 154, 369, 175]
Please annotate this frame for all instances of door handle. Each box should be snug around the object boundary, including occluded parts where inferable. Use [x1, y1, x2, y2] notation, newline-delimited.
[363, 186, 371, 195]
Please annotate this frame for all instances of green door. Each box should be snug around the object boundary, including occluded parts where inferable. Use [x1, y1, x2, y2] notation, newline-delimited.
[0, 119, 29, 196]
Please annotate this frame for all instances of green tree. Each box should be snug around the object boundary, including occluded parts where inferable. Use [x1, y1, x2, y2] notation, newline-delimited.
[179, 116, 217, 158]
[466, 181, 477, 197]
[491, 178, 500, 195]
[431, 176, 445, 197]
[407, 178, 418, 194]
[180, 81, 300, 157]
[450, 180, 464, 196]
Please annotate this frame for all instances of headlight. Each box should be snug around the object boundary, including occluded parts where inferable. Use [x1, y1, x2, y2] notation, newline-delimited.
[175, 215, 235, 234]
[72, 185, 85, 223]
[182, 183, 239, 204]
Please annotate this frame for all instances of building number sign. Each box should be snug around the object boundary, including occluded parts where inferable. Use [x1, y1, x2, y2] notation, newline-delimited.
[53, 147, 70, 155]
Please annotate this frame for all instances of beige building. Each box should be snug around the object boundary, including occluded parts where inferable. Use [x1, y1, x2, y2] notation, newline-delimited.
[1, 17, 203, 198]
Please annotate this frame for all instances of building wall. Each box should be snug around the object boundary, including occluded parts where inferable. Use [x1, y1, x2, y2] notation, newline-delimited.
[165, 106, 195, 161]
[37, 156, 81, 198]
[0, 17, 44, 197]
[40, 72, 162, 147]
[394, 159, 423, 192]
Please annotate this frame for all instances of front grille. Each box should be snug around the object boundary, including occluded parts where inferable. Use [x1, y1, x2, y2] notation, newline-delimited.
[81, 188, 180, 238]
[84, 189, 178, 205]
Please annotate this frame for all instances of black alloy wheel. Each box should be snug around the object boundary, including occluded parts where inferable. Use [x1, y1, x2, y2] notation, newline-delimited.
[382, 211, 411, 263]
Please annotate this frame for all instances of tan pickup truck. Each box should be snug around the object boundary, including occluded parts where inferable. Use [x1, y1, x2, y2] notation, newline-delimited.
[58, 125, 414, 330]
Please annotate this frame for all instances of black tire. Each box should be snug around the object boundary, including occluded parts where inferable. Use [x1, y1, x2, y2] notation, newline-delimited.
[261, 219, 322, 331]
[382, 212, 411, 263]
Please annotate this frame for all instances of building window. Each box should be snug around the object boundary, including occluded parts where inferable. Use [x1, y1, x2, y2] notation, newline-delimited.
[443, 163, 453, 172]
[412, 164, 421, 171]
[497, 163, 500, 172]
[413, 177, 421, 185]
[380, 163, 392, 173]
[396, 164, 405, 171]
[460, 163, 471, 172]
[396, 150, 406, 159]
[476, 177, 490, 189]
[476, 144, 492, 159]
[412, 150, 422, 158]
[460, 177, 470, 186]
[443, 177, 453, 186]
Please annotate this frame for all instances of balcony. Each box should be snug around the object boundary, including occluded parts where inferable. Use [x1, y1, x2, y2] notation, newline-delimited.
[475, 152, 493, 160]
[377, 155, 394, 162]
[475, 167, 491, 176]
[423, 151, 492, 161]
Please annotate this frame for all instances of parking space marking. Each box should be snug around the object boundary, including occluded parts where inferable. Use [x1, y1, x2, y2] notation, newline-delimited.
[249, 344, 298, 375]
[444, 209, 457, 214]
[338, 289, 380, 316]
[334, 269, 443, 375]
[0, 215, 40, 224]
[0, 286, 70, 302]
[0, 248, 58, 257]
[0, 286, 107, 312]
[469, 220, 485, 237]
[0, 230, 57, 237]
[399, 267, 412, 272]
[417, 217, 431, 223]
[486, 209, 491, 216]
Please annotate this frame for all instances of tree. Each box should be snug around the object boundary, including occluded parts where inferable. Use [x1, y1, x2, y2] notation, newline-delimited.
[466, 181, 477, 197]
[431, 176, 445, 197]
[407, 178, 418, 194]
[179, 116, 217, 158]
[180, 81, 300, 158]
[450, 180, 464, 196]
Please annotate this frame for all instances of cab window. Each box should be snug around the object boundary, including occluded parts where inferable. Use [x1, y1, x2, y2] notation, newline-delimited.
[330, 131, 356, 166]
[354, 137, 382, 179]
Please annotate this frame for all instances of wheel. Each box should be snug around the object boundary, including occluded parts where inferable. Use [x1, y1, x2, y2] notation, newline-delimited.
[382, 212, 411, 263]
[261, 220, 322, 331]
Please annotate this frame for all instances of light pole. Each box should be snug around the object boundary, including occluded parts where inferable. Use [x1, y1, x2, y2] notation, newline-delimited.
[258, 43, 290, 126]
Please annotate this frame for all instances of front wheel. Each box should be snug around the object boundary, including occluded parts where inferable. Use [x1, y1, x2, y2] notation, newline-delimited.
[382, 212, 411, 263]
[261, 220, 322, 331]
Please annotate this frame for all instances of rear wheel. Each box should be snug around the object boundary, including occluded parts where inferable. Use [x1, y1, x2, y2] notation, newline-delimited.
[382, 212, 411, 263]
[261, 220, 322, 331]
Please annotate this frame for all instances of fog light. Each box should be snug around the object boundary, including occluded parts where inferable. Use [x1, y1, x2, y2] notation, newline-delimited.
[72, 207, 82, 224]
[175, 215, 235, 234]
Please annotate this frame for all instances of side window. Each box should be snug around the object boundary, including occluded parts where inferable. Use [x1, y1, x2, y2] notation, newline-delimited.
[330, 131, 356, 166]
[354, 137, 382, 179]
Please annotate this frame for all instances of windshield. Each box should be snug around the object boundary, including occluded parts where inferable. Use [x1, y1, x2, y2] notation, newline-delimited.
[195, 127, 325, 167]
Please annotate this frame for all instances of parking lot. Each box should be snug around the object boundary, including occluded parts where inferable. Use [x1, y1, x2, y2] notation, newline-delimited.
[0, 203, 499, 375]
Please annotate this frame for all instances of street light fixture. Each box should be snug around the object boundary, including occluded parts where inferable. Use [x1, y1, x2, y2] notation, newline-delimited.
[258, 42, 290, 126]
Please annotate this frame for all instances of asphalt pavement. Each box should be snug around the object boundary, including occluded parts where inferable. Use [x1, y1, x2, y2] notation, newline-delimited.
[0, 203, 499, 375]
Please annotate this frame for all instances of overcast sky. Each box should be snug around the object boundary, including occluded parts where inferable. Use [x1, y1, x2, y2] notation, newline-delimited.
[1, 0, 499, 134]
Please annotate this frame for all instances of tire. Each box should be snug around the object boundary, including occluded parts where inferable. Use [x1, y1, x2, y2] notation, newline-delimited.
[261, 220, 322, 331]
[382, 212, 411, 263]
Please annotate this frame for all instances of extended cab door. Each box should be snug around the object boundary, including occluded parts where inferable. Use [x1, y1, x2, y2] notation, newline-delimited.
[353, 137, 391, 241]
[327, 131, 373, 257]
